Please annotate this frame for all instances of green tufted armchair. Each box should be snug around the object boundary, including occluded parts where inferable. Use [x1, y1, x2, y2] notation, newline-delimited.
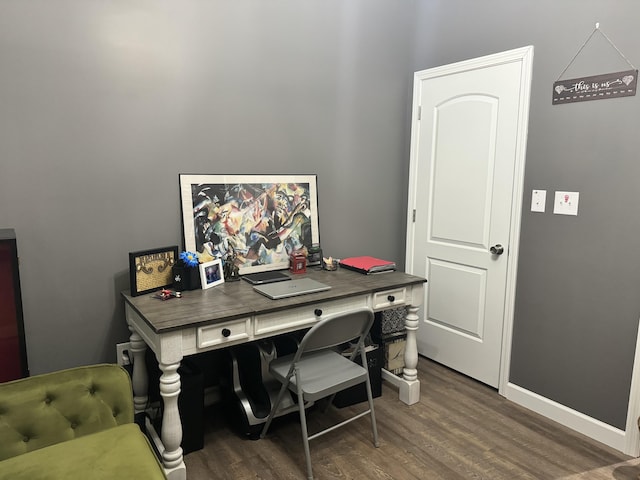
[0, 363, 166, 480]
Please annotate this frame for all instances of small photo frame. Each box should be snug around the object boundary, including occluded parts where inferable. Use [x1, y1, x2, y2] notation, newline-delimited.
[199, 259, 225, 289]
[129, 246, 178, 297]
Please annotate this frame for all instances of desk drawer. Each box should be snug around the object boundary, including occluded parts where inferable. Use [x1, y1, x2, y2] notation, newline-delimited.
[372, 288, 407, 310]
[255, 295, 369, 336]
[197, 317, 252, 348]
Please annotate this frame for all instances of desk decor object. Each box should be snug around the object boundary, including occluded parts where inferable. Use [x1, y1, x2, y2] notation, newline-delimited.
[289, 251, 306, 274]
[340, 256, 396, 274]
[172, 250, 201, 291]
[322, 256, 338, 271]
[179, 174, 319, 276]
[128, 245, 178, 296]
[307, 243, 322, 266]
[199, 259, 224, 289]
[152, 289, 182, 300]
[222, 247, 241, 281]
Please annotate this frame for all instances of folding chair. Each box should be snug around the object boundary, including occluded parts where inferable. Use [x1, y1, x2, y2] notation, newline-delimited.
[260, 308, 379, 480]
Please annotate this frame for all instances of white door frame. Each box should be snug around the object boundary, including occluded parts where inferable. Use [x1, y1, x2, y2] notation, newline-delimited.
[405, 46, 534, 396]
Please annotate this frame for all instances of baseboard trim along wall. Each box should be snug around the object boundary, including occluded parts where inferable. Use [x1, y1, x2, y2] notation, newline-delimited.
[505, 382, 630, 454]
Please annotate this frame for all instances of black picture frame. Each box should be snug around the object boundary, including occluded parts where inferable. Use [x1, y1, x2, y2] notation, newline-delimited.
[128, 245, 179, 296]
[179, 174, 320, 276]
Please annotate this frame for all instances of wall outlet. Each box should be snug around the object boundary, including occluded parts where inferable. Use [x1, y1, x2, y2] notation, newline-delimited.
[116, 342, 131, 366]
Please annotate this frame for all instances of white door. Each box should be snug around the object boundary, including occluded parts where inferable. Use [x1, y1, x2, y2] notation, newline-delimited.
[406, 47, 533, 389]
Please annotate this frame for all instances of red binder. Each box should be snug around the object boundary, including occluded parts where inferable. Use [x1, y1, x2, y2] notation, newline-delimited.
[339, 256, 396, 274]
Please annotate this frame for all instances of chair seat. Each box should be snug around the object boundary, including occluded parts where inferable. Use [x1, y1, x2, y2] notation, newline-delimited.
[0, 424, 166, 480]
[270, 350, 367, 402]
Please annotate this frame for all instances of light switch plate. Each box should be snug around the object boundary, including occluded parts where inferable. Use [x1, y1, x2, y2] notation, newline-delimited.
[531, 189, 546, 213]
[553, 191, 579, 216]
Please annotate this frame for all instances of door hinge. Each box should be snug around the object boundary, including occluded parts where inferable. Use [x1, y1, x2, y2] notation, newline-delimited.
[417, 105, 421, 121]
[412, 209, 416, 222]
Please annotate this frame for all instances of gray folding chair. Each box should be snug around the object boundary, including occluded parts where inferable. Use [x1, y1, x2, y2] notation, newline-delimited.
[260, 308, 380, 480]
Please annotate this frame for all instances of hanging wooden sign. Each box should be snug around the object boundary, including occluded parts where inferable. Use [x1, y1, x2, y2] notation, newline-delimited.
[553, 69, 637, 105]
[553, 23, 638, 105]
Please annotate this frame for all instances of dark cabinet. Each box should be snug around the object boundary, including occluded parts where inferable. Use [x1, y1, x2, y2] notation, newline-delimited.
[0, 229, 29, 381]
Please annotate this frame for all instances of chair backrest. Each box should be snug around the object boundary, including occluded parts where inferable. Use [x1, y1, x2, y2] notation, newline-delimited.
[0, 364, 134, 461]
[296, 308, 374, 356]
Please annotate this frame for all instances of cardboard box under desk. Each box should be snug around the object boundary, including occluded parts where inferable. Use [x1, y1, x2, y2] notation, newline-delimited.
[382, 332, 406, 375]
[371, 307, 407, 376]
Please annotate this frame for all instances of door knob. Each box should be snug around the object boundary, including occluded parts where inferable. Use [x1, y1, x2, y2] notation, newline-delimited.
[490, 244, 504, 255]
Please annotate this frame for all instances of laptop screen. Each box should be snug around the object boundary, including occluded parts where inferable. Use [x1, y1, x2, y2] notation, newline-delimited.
[242, 270, 291, 285]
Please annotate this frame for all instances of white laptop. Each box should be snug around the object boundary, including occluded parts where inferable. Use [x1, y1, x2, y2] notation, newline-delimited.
[253, 278, 331, 300]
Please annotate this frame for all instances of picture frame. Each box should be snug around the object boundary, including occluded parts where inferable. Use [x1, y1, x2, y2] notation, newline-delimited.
[128, 245, 178, 297]
[199, 259, 225, 289]
[179, 174, 320, 276]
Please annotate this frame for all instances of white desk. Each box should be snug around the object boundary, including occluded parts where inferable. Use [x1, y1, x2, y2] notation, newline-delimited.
[123, 268, 425, 480]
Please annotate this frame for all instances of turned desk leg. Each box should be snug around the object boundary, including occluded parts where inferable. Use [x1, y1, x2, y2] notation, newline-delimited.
[128, 327, 148, 414]
[400, 305, 420, 405]
[403, 305, 419, 382]
[127, 325, 186, 480]
[159, 361, 185, 480]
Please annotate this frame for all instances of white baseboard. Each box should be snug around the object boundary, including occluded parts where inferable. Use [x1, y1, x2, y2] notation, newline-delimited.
[505, 382, 629, 454]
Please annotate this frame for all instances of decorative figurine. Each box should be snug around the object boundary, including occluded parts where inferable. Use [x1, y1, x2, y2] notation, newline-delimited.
[322, 256, 338, 271]
[223, 248, 241, 281]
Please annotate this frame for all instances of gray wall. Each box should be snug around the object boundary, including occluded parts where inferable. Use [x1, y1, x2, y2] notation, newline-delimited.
[408, 1, 640, 431]
[1, 1, 639, 432]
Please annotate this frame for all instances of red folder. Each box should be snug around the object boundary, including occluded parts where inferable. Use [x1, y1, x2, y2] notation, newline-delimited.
[339, 256, 396, 274]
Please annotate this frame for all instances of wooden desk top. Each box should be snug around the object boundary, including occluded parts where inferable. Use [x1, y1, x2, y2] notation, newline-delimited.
[122, 268, 425, 334]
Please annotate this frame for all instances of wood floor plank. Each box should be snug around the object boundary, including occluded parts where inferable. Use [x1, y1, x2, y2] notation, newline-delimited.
[183, 357, 638, 479]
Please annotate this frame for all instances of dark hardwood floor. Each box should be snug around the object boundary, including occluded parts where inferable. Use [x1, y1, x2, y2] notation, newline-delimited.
[184, 357, 639, 479]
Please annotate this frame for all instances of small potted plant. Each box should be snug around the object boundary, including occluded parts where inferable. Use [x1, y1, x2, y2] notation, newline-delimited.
[172, 251, 201, 291]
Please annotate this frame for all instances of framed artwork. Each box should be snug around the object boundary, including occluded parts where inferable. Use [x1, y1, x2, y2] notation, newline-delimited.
[128, 246, 178, 297]
[179, 174, 319, 275]
[199, 259, 225, 289]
